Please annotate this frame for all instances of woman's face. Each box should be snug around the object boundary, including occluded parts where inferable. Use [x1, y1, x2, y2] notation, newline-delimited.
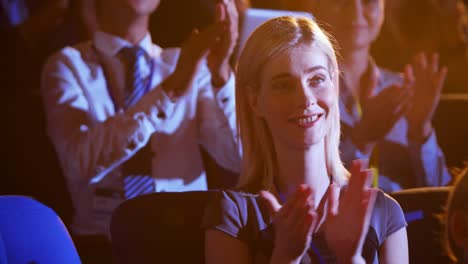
[314, 0, 385, 52]
[103, 0, 161, 17]
[250, 44, 335, 150]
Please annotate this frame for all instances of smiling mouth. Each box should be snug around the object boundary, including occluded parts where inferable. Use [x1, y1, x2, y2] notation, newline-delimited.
[294, 114, 323, 127]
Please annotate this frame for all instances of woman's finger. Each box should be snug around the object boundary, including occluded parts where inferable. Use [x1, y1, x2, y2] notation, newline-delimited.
[327, 183, 340, 217]
[260, 191, 282, 214]
[214, 2, 226, 22]
[434, 66, 448, 94]
[359, 188, 377, 229]
[286, 187, 313, 226]
[300, 207, 318, 238]
[415, 52, 428, 71]
[346, 160, 366, 198]
[403, 64, 415, 87]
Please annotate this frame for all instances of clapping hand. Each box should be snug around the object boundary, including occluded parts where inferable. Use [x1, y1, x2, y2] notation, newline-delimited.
[404, 52, 447, 142]
[260, 185, 318, 264]
[351, 68, 412, 153]
[207, 0, 239, 88]
[324, 160, 377, 264]
[162, 13, 228, 98]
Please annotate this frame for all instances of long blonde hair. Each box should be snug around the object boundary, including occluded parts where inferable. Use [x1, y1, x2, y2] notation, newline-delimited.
[235, 16, 348, 192]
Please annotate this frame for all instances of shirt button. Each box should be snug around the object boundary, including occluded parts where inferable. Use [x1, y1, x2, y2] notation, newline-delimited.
[95, 166, 105, 174]
[136, 132, 145, 142]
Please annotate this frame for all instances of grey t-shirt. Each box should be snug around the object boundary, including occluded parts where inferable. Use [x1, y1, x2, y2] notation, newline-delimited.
[203, 189, 406, 264]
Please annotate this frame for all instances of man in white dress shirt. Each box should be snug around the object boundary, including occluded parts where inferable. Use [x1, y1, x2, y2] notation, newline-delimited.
[41, 0, 241, 236]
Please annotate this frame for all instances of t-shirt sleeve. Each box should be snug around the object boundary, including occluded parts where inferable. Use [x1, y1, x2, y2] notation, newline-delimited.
[383, 191, 407, 237]
[202, 191, 249, 243]
[371, 190, 407, 245]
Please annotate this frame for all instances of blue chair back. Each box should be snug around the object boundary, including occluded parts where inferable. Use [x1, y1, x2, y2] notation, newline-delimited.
[0, 195, 81, 264]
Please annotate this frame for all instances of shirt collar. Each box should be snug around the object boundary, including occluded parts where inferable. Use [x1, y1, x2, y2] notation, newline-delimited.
[339, 57, 383, 98]
[93, 30, 161, 58]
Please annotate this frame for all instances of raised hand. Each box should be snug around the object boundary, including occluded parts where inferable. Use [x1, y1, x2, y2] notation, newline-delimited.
[404, 52, 447, 142]
[207, 0, 239, 88]
[351, 70, 411, 153]
[324, 160, 377, 264]
[260, 185, 318, 264]
[162, 20, 227, 98]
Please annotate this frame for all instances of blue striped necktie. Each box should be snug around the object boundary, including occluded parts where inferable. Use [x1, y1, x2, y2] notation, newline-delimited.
[119, 46, 155, 199]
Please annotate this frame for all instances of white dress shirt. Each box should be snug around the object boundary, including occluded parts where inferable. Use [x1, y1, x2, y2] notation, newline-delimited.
[41, 31, 241, 235]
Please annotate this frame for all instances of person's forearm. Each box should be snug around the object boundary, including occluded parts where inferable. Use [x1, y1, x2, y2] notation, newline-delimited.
[48, 110, 155, 183]
[407, 129, 451, 187]
[211, 60, 231, 88]
[407, 120, 432, 144]
[198, 71, 241, 173]
[44, 76, 173, 183]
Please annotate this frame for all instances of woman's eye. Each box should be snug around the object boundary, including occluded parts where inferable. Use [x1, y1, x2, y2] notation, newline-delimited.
[308, 75, 326, 87]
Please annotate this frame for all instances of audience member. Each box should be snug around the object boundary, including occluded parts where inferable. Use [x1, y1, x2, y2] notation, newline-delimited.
[41, 0, 241, 238]
[372, 0, 468, 94]
[290, 0, 453, 192]
[371, 0, 468, 173]
[203, 16, 408, 263]
[445, 162, 468, 263]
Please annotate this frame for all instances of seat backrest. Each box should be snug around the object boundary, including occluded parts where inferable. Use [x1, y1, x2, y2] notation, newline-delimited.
[110, 191, 216, 264]
[0, 195, 81, 264]
[390, 187, 453, 264]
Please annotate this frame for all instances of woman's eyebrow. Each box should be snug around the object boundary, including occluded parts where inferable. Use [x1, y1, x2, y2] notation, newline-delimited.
[304, 65, 328, 74]
[271, 65, 328, 80]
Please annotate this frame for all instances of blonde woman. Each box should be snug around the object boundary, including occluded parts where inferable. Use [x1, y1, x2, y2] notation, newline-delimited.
[203, 16, 408, 264]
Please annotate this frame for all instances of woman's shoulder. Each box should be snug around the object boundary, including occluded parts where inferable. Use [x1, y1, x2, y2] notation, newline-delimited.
[202, 190, 271, 242]
[370, 189, 407, 244]
[220, 190, 260, 203]
[216, 190, 270, 222]
[374, 189, 404, 218]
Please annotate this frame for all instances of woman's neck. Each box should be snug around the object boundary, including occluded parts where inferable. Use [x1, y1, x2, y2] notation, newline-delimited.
[340, 47, 371, 97]
[274, 140, 330, 208]
[99, 13, 149, 44]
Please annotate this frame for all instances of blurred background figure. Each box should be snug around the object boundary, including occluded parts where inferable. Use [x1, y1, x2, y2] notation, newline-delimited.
[41, 1, 243, 263]
[278, 0, 452, 192]
[372, 0, 468, 94]
[149, 0, 249, 189]
[372, 0, 468, 172]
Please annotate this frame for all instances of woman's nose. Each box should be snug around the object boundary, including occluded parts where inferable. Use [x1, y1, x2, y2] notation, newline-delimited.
[345, 0, 365, 23]
[295, 83, 317, 108]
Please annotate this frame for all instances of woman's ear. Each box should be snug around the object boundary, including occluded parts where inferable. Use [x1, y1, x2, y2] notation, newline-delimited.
[248, 86, 265, 118]
[450, 210, 468, 250]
